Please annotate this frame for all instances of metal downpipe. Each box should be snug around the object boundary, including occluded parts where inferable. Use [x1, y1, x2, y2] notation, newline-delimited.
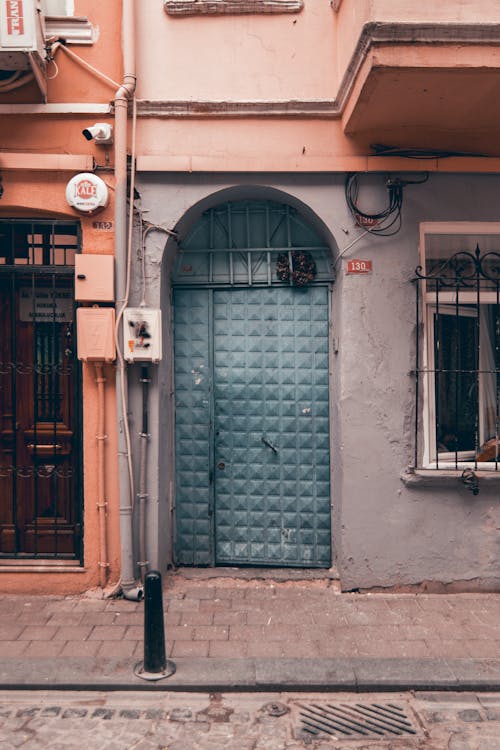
[115, 0, 141, 601]
[95, 364, 109, 589]
[138, 365, 151, 583]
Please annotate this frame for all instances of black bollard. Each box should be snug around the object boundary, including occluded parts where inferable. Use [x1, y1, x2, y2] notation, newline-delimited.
[144, 570, 166, 672]
[134, 570, 176, 680]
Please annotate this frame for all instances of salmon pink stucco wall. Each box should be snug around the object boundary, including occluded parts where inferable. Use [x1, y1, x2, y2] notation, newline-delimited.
[135, 118, 364, 172]
[136, 0, 338, 101]
[0, 184, 120, 594]
[0, 0, 123, 594]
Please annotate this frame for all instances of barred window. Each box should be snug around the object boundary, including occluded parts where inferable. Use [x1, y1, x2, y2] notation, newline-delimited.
[415, 224, 500, 470]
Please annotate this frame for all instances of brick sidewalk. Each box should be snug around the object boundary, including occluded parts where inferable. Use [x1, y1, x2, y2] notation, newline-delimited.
[1, 573, 499, 664]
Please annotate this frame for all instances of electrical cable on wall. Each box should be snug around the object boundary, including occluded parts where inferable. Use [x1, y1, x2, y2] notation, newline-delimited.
[332, 229, 371, 269]
[370, 144, 482, 159]
[138, 220, 179, 308]
[0, 70, 35, 91]
[49, 41, 120, 89]
[345, 172, 428, 237]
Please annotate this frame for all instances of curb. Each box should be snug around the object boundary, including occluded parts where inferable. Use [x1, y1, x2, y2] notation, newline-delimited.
[1, 658, 500, 693]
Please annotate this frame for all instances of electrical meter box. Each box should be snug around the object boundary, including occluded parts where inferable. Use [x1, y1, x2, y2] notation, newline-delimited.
[77, 307, 116, 362]
[123, 308, 162, 363]
[75, 254, 114, 302]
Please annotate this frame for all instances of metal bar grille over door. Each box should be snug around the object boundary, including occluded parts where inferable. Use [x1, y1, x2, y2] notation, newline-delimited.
[0, 220, 82, 560]
[174, 286, 331, 567]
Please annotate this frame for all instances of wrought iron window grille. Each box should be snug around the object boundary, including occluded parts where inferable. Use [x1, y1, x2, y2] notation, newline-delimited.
[413, 244, 500, 480]
[172, 200, 334, 288]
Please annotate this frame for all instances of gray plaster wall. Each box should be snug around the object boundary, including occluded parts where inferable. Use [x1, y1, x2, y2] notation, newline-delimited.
[129, 171, 500, 591]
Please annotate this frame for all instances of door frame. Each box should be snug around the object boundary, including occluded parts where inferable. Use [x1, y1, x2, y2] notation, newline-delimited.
[0, 219, 83, 563]
[172, 282, 335, 567]
[168, 199, 336, 567]
[155, 193, 339, 571]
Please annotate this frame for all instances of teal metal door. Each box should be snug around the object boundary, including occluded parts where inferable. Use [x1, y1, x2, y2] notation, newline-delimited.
[174, 286, 331, 567]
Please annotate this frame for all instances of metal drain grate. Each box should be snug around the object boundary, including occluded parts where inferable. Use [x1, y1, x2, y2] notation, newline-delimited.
[297, 702, 418, 739]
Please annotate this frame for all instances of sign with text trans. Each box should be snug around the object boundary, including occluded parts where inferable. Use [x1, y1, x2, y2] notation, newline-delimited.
[0, 0, 36, 49]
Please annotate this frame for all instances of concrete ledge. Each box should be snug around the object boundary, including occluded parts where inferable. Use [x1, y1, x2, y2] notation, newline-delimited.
[352, 658, 458, 692]
[164, 0, 303, 15]
[1, 658, 500, 693]
[254, 658, 357, 691]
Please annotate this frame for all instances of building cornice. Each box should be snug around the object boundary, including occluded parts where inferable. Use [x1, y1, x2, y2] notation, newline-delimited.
[0, 104, 111, 114]
[164, 0, 303, 15]
[137, 99, 340, 118]
[44, 16, 96, 45]
[0, 153, 94, 171]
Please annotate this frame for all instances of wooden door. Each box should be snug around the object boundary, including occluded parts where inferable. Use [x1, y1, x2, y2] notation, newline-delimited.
[0, 276, 81, 558]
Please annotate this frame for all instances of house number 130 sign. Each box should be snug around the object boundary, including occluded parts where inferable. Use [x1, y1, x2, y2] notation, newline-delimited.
[347, 259, 373, 274]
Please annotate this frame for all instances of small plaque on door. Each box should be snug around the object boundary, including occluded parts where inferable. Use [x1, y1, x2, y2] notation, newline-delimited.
[19, 288, 73, 323]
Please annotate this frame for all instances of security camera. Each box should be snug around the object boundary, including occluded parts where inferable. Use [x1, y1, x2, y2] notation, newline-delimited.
[82, 123, 113, 145]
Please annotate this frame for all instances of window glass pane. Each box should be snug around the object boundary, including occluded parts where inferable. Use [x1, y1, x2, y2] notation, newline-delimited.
[35, 323, 62, 422]
[435, 311, 478, 453]
[0, 222, 78, 266]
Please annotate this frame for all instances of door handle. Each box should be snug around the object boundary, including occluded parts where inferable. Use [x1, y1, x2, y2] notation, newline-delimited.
[27, 444, 62, 450]
[261, 436, 278, 454]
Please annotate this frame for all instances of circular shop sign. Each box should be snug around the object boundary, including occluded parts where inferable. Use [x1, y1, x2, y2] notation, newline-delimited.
[66, 173, 109, 214]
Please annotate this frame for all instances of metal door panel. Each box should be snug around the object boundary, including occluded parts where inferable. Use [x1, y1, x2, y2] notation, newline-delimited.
[213, 286, 331, 567]
[173, 284, 331, 567]
[173, 289, 212, 565]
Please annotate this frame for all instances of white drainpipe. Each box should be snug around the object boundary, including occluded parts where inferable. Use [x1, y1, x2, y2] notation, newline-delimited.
[114, 0, 142, 601]
[95, 363, 109, 589]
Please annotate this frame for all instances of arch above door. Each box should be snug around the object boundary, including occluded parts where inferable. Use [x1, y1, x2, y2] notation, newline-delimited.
[172, 199, 335, 288]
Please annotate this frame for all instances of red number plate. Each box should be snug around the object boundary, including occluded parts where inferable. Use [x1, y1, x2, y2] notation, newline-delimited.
[347, 259, 373, 274]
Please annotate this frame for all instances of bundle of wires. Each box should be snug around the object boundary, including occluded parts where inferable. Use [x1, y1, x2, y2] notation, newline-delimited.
[0, 70, 34, 92]
[345, 173, 428, 237]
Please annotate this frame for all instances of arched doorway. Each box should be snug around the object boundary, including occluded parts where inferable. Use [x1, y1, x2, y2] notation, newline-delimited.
[172, 199, 334, 567]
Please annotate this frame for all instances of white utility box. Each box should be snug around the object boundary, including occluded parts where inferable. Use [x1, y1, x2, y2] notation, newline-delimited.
[77, 307, 116, 362]
[123, 308, 162, 363]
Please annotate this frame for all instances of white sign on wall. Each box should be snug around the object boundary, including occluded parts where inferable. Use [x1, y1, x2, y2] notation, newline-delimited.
[0, 0, 36, 48]
[66, 173, 109, 214]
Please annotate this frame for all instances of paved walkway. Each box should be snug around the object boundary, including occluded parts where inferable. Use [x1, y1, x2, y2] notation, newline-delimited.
[1, 571, 500, 690]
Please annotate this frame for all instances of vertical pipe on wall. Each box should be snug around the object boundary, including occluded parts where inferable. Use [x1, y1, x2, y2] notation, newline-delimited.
[115, 0, 142, 600]
[95, 363, 109, 588]
[138, 365, 151, 583]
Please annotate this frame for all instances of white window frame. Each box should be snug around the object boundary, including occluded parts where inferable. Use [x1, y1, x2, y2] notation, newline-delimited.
[44, 0, 74, 16]
[42, 1, 96, 46]
[419, 222, 500, 470]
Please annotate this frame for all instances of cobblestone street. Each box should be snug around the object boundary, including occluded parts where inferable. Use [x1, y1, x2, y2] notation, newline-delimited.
[1, 690, 500, 749]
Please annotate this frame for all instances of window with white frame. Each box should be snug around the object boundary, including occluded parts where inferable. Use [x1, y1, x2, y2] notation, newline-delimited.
[415, 223, 500, 470]
[43, 1, 95, 45]
[45, 0, 74, 15]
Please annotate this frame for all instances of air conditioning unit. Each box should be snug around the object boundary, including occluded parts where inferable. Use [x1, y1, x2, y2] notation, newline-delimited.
[0, 0, 47, 100]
